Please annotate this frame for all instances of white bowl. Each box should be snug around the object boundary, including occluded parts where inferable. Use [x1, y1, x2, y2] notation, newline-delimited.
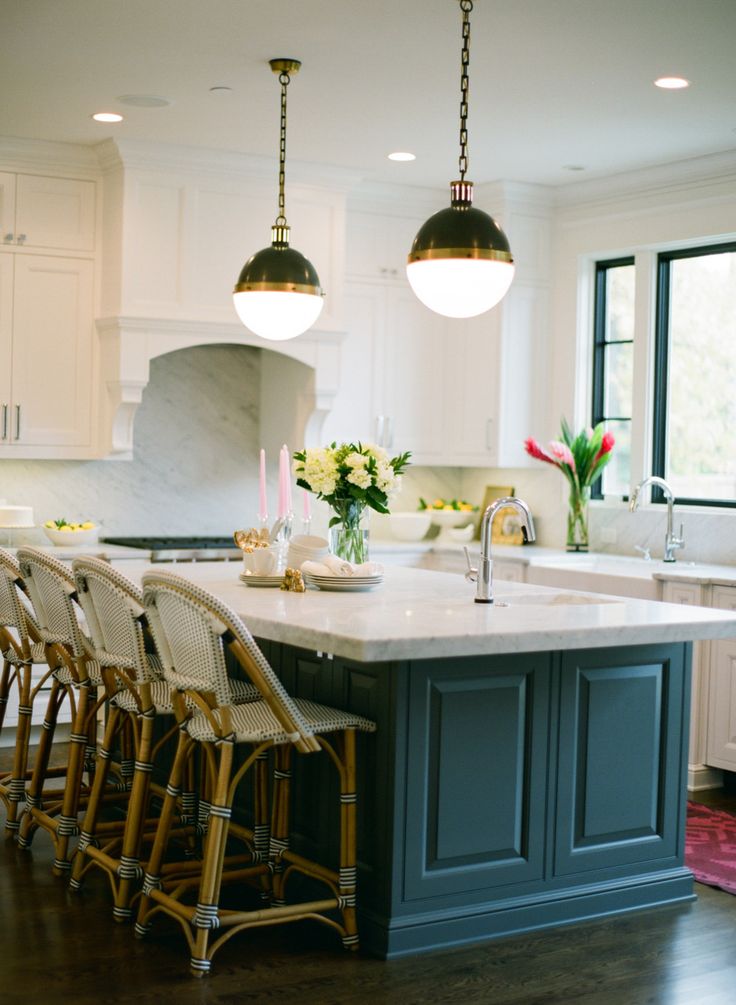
[388, 512, 432, 541]
[43, 526, 99, 547]
[429, 509, 475, 529]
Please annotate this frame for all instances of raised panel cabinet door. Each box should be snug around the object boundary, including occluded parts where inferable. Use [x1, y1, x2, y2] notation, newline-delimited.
[321, 282, 381, 445]
[15, 175, 95, 252]
[706, 586, 736, 770]
[0, 173, 16, 244]
[555, 644, 687, 878]
[706, 637, 736, 770]
[11, 255, 94, 446]
[380, 286, 447, 461]
[447, 311, 501, 464]
[660, 580, 708, 775]
[0, 255, 13, 441]
[403, 652, 550, 901]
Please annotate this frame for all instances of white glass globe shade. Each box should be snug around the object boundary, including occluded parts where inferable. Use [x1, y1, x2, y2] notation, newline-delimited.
[406, 258, 515, 318]
[232, 290, 324, 341]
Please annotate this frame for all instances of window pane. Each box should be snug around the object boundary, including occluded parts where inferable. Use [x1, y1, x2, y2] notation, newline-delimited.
[593, 259, 634, 498]
[605, 266, 636, 343]
[604, 342, 634, 418]
[666, 250, 736, 502]
[602, 419, 631, 498]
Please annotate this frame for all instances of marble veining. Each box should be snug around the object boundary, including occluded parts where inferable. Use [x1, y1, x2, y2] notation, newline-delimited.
[119, 561, 736, 663]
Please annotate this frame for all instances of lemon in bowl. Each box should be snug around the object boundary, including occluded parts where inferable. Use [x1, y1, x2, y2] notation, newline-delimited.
[43, 519, 98, 547]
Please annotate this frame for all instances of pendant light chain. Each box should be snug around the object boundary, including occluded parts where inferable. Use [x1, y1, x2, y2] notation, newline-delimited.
[276, 70, 290, 227]
[458, 0, 473, 182]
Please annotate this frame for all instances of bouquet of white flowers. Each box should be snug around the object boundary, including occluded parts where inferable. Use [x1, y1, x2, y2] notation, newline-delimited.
[293, 442, 411, 563]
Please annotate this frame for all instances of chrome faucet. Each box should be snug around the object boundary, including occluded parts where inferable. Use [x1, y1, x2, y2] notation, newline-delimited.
[464, 497, 536, 604]
[629, 475, 684, 562]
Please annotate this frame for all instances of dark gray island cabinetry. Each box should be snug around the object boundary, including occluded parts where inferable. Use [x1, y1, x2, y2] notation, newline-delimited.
[126, 563, 736, 958]
[277, 640, 691, 957]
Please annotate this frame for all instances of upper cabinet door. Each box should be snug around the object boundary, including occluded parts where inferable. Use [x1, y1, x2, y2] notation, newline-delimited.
[15, 175, 95, 252]
[0, 255, 13, 435]
[0, 173, 16, 245]
[11, 255, 94, 446]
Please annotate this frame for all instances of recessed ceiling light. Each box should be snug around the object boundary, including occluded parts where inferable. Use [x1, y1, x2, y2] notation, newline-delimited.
[209, 86, 233, 95]
[388, 151, 416, 162]
[117, 94, 171, 108]
[91, 112, 124, 123]
[654, 76, 690, 90]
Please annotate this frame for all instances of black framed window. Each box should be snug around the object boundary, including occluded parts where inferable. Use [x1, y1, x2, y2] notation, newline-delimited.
[653, 242, 736, 507]
[592, 257, 635, 498]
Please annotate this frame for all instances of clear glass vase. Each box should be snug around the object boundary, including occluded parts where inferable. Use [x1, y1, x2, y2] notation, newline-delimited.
[566, 484, 590, 552]
[329, 501, 369, 565]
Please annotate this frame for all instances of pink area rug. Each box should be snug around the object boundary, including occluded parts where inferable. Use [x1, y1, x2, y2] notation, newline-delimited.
[686, 800, 736, 895]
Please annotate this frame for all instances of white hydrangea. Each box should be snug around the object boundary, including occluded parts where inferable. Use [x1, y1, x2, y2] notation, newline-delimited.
[296, 448, 338, 496]
[375, 459, 397, 494]
[345, 452, 372, 489]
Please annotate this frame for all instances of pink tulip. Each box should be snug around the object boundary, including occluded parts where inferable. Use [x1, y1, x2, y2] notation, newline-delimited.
[524, 437, 558, 466]
[548, 440, 576, 470]
[594, 431, 615, 464]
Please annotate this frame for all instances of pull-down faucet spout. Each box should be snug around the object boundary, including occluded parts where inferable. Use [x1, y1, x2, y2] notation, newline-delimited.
[629, 475, 684, 562]
[465, 497, 536, 603]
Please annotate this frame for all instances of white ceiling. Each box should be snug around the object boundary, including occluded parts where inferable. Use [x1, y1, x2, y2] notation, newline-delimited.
[3, 0, 736, 190]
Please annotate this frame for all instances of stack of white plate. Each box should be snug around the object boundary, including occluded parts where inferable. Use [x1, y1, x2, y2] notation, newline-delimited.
[303, 572, 384, 593]
[286, 534, 330, 570]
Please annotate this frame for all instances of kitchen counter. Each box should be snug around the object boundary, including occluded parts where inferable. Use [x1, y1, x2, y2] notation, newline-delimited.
[118, 560, 736, 663]
[38, 557, 736, 957]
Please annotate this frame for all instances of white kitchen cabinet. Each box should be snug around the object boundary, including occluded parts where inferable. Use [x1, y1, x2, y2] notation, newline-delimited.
[1, 173, 95, 252]
[660, 579, 721, 790]
[321, 279, 448, 460]
[0, 253, 94, 453]
[706, 585, 736, 773]
[327, 191, 550, 466]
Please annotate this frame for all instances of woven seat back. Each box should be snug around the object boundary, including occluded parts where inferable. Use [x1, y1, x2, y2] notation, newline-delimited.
[17, 548, 91, 659]
[72, 557, 158, 684]
[142, 571, 315, 742]
[0, 547, 37, 644]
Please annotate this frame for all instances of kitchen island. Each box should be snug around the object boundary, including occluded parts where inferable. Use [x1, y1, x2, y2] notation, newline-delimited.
[121, 561, 736, 958]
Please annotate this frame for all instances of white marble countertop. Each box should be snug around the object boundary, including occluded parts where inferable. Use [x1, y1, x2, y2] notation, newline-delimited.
[373, 539, 736, 586]
[6, 542, 151, 560]
[117, 560, 736, 663]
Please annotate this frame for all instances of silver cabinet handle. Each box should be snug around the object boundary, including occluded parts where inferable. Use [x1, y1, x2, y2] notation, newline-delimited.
[1, 403, 7, 440]
[3, 233, 13, 244]
[14, 403, 20, 440]
[375, 415, 385, 446]
[16, 234, 26, 245]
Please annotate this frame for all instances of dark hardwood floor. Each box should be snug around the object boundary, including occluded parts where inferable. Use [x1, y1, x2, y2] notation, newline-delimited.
[2, 745, 736, 1005]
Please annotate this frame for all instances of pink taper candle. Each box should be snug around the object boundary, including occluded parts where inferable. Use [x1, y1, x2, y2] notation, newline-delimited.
[302, 488, 311, 521]
[258, 449, 268, 522]
[277, 446, 287, 519]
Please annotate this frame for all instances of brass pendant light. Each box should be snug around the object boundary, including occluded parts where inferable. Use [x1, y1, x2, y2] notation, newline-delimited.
[233, 58, 324, 341]
[406, 1, 514, 318]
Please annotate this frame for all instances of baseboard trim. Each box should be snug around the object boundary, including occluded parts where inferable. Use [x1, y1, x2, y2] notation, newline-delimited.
[688, 763, 724, 791]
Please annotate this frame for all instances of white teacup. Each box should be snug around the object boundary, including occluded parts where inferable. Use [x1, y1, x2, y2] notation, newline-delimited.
[243, 546, 279, 576]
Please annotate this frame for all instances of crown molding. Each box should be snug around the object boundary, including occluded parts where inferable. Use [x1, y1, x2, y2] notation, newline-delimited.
[0, 135, 99, 177]
[554, 148, 736, 211]
[94, 138, 363, 192]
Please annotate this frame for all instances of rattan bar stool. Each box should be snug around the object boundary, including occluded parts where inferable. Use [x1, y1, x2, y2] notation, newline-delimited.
[15, 547, 126, 873]
[68, 556, 262, 920]
[134, 570, 376, 977]
[0, 548, 70, 837]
